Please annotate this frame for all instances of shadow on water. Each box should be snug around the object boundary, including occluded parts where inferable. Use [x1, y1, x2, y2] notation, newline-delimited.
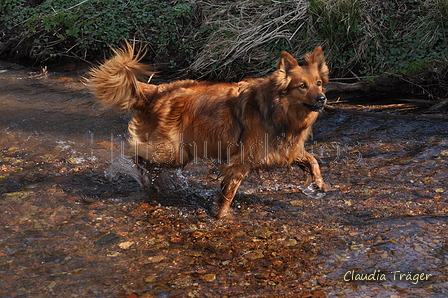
[1, 61, 447, 297]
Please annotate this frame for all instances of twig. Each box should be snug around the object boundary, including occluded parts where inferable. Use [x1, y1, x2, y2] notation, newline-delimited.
[394, 97, 448, 112]
[64, 0, 91, 12]
[393, 98, 436, 105]
[384, 72, 434, 99]
[427, 98, 448, 111]
[329, 76, 378, 81]
[7, 0, 91, 30]
[324, 104, 448, 120]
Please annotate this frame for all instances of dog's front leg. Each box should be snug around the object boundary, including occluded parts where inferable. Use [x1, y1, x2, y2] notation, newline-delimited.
[216, 165, 250, 219]
[135, 156, 153, 188]
[296, 151, 328, 199]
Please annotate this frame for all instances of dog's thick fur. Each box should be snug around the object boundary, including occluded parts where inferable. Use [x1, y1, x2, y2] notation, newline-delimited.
[89, 44, 329, 218]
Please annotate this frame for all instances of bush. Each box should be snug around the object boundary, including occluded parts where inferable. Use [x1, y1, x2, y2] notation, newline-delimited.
[0, 0, 199, 69]
[0, 0, 447, 84]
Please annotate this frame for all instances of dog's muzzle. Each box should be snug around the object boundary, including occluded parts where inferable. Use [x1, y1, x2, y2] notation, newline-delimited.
[304, 95, 327, 112]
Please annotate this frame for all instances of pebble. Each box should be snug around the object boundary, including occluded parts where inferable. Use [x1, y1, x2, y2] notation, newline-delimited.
[290, 199, 305, 206]
[144, 274, 157, 283]
[245, 250, 264, 260]
[286, 238, 298, 246]
[4, 191, 34, 201]
[251, 227, 273, 239]
[147, 255, 166, 263]
[171, 276, 193, 288]
[119, 241, 134, 250]
[202, 274, 216, 282]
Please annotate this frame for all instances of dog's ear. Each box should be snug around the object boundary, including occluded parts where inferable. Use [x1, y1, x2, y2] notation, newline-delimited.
[306, 46, 329, 84]
[277, 52, 299, 74]
[276, 52, 298, 90]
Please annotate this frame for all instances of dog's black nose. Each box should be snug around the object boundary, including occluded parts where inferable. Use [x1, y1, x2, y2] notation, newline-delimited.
[316, 95, 326, 102]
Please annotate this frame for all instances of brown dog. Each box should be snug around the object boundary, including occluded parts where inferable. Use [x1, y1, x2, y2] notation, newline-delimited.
[89, 43, 329, 218]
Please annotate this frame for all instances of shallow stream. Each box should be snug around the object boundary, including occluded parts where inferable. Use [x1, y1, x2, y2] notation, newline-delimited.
[1, 62, 447, 297]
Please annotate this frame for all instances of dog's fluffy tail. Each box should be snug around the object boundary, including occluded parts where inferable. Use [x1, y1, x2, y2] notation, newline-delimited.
[88, 42, 153, 110]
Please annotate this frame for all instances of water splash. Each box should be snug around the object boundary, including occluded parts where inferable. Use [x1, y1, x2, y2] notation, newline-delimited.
[105, 155, 146, 187]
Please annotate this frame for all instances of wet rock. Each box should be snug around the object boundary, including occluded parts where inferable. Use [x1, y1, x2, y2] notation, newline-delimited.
[245, 250, 264, 260]
[202, 273, 216, 282]
[4, 190, 34, 201]
[119, 241, 134, 250]
[147, 255, 167, 263]
[169, 237, 183, 244]
[107, 251, 120, 257]
[66, 157, 86, 164]
[186, 251, 202, 257]
[317, 276, 327, 285]
[290, 199, 305, 206]
[94, 232, 120, 246]
[286, 238, 298, 246]
[140, 294, 157, 298]
[251, 227, 273, 239]
[170, 275, 194, 288]
[144, 274, 158, 283]
[352, 210, 374, 218]
[190, 230, 204, 239]
[272, 259, 283, 267]
[207, 240, 231, 253]
[0, 174, 10, 182]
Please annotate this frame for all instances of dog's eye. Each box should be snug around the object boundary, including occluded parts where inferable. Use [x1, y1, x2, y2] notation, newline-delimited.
[299, 83, 307, 89]
[317, 80, 322, 86]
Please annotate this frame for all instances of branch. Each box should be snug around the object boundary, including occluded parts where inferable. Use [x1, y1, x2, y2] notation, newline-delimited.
[324, 104, 448, 121]
[427, 98, 448, 111]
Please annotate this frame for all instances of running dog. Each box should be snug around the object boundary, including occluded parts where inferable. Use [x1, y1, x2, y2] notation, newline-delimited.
[89, 43, 329, 218]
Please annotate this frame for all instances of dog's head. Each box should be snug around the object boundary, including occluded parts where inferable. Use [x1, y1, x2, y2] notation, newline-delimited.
[275, 47, 329, 112]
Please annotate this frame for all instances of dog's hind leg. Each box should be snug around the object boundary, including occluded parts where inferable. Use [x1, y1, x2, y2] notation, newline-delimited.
[296, 151, 328, 199]
[216, 164, 250, 219]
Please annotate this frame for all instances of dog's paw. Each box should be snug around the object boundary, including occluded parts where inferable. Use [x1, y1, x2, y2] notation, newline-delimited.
[215, 207, 235, 220]
[300, 183, 326, 199]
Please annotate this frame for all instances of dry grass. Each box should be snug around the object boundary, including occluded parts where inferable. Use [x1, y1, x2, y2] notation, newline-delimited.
[189, 0, 312, 80]
[187, 0, 447, 85]
[189, 0, 367, 79]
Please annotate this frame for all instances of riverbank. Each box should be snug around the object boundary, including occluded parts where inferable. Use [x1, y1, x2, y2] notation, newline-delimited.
[1, 1, 447, 88]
